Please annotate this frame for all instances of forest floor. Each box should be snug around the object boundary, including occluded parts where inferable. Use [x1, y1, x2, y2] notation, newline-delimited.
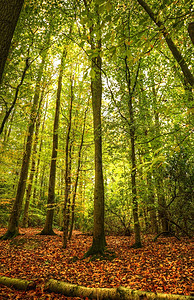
[0, 227, 193, 299]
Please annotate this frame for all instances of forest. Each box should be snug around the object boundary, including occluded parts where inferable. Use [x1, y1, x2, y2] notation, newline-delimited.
[0, 0, 193, 299]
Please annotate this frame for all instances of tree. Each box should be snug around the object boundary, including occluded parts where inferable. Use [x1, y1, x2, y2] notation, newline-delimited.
[0, 0, 193, 247]
[40, 48, 66, 235]
[136, 0, 194, 88]
[83, 0, 106, 256]
[121, 13, 142, 248]
[63, 73, 74, 247]
[68, 101, 89, 240]
[22, 83, 46, 227]
[0, 54, 30, 135]
[0, 57, 44, 239]
[0, 0, 25, 83]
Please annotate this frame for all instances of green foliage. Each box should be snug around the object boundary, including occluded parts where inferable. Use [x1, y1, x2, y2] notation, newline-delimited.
[28, 213, 45, 228]
[0, 0, 193, 239]
[164, 147, 194, 234]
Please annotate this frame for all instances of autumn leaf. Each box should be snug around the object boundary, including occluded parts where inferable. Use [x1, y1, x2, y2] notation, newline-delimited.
[0, 228, 193, 299]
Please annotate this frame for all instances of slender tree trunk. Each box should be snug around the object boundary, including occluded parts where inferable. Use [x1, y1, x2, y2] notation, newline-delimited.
[32, 101, 48, 205]
[136, 0, 194, 87]
[63, 76, 74, 247]
[0, 0, 24, 83]
[40, 49, 65, 235]
[59, 168, 65, 228]
[155, 177, 169, 232]
[0, 56, 29, 134]
[22, 85, 45, 227]
[147, 173, 159, 234]
[3, 108, 15, 144]
[84, 3, 106, 256]
[0, 58, 44, 240]
[129, 117, 141, 248]
[152, 86, 169, 233]
[22, 159, 36, 228]
[39, 163, 46, 206]
[68, 106, 88, 240]
[123, 15, 142, 247]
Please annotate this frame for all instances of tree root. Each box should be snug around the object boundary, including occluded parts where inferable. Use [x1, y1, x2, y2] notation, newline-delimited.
[38, 229, 57, 236]
[130, 242, 142, 249]
[0, 230, 20, 240]
[88, 251, 116, 262]
[84, 246, 116, 261]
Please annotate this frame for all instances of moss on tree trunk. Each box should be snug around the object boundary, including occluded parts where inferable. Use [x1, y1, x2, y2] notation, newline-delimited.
[0, 276, 35, 290]
[84, 2, 106, 257]
[45, 280, 194, 300]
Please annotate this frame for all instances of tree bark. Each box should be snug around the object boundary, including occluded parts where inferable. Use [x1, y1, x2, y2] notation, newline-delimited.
[40, 49, 65, 236]
[0, 0, 24, 83]
[124, 15, 142, 248]
[68, 106, 88, 240]
[155, 177, 169, 232]
[147, 173, 159, 234]
[32, 101, 48, 206]
[22, 85, 45, 227]
[1, 277, 193, 299]
[0, 56, 29, 135]
[136, 0, 194, 87]
[129, 120, 141, 248]
[0, 58, 44, 240]
[84, 2, 106, 256]
[45, 280, 194, 300]
[63, 74, 74, 247]
[151, 84, 169, 233]
[0, 276, 35, 290]
[188, 22, 194, 45]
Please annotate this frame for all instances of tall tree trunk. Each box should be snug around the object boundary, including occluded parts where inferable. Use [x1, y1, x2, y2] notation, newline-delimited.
[129, 112, 141, 248]
[136, 0, 194, 88]
[84, 3, 106, 256]
[0, 58, 44, 240]
[22, 85, 45, 227]
[123, 14, 142, 248]
[137, 87, 159, 235]
[68, 106, 88, 240]
[32, 100, 48, 205]
[0, 0, 24, 83]
[40, 49, 65, 235]
[63, 75, 74, 248]
[152, 86, 169, 233]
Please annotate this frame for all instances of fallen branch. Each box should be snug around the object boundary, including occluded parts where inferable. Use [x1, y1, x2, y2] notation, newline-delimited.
[45, 279, 194, 300]
[0, 276, 35, 290]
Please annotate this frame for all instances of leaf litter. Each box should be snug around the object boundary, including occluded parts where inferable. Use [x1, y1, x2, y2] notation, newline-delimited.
[0, 228, 193, 299]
